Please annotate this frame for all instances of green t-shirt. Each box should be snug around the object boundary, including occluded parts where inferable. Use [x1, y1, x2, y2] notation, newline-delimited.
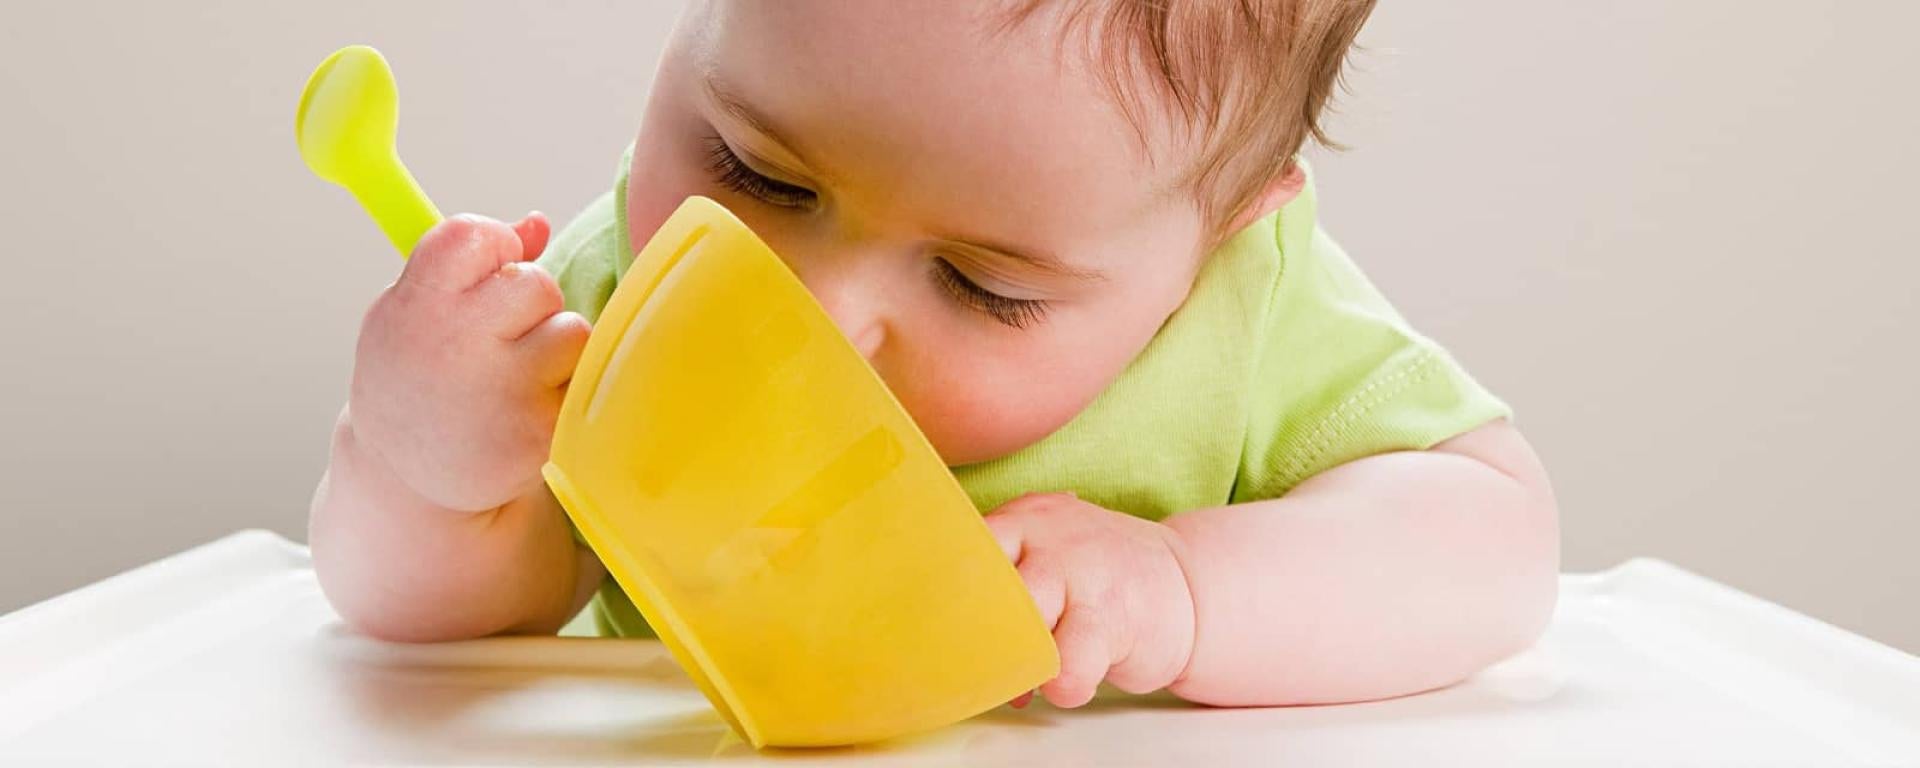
[537, 148, 1510, 638]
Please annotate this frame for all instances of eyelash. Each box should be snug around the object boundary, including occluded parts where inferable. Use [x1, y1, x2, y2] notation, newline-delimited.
[932, 259, 1050, 329]
[703, 134, 1047, 329]
[703, 136, 816, 209]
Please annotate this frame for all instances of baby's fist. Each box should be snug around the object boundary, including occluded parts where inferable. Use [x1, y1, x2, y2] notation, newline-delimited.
[349, 213, 591, 512]
[985, 493, 1197, 709]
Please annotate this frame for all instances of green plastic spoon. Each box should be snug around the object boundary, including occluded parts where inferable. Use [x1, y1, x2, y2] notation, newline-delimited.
[296, 45, 442, 257]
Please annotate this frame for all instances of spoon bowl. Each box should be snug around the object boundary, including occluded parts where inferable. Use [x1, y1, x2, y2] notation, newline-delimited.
[295, 45, 441, 256]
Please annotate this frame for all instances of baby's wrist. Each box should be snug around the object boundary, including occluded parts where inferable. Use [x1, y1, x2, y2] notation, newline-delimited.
[1154, 520, 1203, 686]
[338, 404, 518, 515]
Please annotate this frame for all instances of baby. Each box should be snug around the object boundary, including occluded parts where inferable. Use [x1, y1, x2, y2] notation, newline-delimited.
[311, 0, 1558, 709]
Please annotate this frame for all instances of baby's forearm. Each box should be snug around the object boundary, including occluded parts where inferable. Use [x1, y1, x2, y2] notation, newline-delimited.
[308, 405, 601, 641]
[1163, 420, 1559, 705]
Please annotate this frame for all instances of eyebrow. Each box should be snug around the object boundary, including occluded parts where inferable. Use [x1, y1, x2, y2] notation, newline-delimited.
[944, 235, 1105, 281]
[704, 74, 809, 165]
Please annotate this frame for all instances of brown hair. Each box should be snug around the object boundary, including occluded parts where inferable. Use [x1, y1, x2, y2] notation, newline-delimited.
[999, 0, 1378, 236]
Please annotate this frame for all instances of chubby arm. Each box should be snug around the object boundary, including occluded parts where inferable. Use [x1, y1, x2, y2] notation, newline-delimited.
[987, 419, 1558, 708]
[1164, 418, 1559, 704]
[309, 407, 604, 642]
[308, 214, 605, 643]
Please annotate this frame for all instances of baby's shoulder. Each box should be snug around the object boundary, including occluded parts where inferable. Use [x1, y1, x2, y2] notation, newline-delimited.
[1224, 200, 1512, 502]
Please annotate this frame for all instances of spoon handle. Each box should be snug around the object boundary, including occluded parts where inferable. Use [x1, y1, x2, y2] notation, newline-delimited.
[353, 151, 443, 258]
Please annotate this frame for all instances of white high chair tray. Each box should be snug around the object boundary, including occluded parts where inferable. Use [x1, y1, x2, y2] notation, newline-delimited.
[1, 530, 1915, 766]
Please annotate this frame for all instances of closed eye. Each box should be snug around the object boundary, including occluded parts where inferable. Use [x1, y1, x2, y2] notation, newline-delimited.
[932, 258, 1050, 329]
[703, 136, 816, 209]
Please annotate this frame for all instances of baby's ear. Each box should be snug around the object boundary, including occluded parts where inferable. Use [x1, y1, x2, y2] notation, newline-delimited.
[1226, 164, 1308, 234]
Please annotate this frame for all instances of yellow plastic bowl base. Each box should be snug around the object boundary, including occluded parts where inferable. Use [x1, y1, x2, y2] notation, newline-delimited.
[543, 197, 1059, 748]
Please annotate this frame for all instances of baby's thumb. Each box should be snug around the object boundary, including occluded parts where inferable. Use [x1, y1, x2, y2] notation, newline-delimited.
[401, 214, 527, 292]
[983, 514, 1022, 563]
[512, 211, 552, 262]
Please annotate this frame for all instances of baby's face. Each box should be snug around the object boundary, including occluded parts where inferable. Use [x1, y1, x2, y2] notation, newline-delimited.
[627, 0, 1206, 465]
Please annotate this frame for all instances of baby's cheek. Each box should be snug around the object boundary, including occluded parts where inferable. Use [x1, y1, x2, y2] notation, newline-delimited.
[892, 347, 1116, 467]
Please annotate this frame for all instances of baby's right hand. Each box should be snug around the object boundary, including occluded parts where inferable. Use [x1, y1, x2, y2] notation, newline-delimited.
[347, 213, 592, 513]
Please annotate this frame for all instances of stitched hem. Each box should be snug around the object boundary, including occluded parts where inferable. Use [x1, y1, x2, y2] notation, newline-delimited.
[1269, 349, 1442, 491]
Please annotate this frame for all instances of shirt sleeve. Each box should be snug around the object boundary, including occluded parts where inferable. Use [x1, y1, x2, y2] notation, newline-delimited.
[1233, 192, 1511, 503]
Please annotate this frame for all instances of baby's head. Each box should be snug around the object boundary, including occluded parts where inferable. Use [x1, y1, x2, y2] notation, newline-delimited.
[625, 0, 1375, 464]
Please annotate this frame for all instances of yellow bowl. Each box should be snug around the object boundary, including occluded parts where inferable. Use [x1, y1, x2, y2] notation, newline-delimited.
[541, 197, 1059, 748]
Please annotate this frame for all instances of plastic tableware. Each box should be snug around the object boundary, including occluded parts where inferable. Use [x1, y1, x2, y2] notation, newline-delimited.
[542, 197, 1060, 748]
[296, 45, 442, 256]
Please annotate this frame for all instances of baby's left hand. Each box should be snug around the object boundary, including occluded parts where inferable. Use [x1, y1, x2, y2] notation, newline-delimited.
[984, 493, 1197, 708]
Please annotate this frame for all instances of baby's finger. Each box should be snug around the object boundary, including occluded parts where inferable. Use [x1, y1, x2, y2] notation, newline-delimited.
[1009, 691, 1034, 709]
[1104, 642, 1182, 695]
[1014, 554, 1068, 630]
[511, 212, 551, 262]
[983, 492, 1080, 558]
[401, 215, 528, 293]
[1041, 607, 1110, 709]
[518, 310, 593, 387]
[469, 262, 567, 340]
[982, 513, 1025, 563]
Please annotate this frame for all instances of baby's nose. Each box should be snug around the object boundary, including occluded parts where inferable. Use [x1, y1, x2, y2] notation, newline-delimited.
[835, 313, 886, 362]
[800, 272, 887, 362]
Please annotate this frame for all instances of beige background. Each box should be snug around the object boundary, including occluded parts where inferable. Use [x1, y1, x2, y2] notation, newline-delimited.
[2, 3, 1915, 652]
